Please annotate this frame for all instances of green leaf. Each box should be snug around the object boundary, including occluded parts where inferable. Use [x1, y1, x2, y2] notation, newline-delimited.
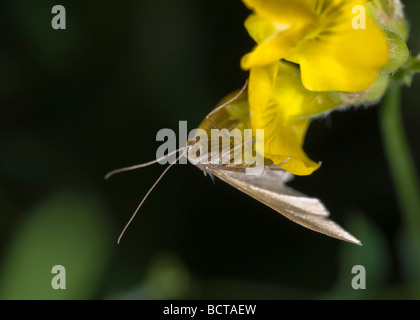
[409, 55, 420, 73]
[0, 190, 113, 299]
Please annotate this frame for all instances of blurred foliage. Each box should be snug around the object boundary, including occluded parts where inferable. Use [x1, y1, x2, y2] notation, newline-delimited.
[108, 252, 192, 300]
[0, 0, 419, 300]
[327, 212, 392, 299]
[0, 190, 113, 299]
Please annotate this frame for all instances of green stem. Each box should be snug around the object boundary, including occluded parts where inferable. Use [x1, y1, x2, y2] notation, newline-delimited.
[380, 84, 420, 235]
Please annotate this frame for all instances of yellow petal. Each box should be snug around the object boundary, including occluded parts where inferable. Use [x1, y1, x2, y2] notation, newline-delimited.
[250, 62, 329, 175]
[244, 14, 287, 44]
[248, 61, 279, 120]
[257, 117, 320, 176]
[249, 61, 341, 121]
[240, 0, 320, 69]
[270, 62, 341, 118]
[287, 2, 389, 92]
[241, 27, 304, 69]
[242, 0, 317, 26]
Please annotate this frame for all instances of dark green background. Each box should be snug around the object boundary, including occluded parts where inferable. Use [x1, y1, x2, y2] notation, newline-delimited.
[0, 0, 419, 299]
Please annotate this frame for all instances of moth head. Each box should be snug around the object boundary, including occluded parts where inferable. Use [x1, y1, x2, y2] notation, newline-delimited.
[186, 138, 206, 164]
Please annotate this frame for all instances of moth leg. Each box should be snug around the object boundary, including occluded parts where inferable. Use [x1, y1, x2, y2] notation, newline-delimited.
[205, 80, 248, 130]
[275, 157, 291, 168]
[206, 164, 247, 173]
[227, 115, 249, 131]
[208, 160, 291, 173]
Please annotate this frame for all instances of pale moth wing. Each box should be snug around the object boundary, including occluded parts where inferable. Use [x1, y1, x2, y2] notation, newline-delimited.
[205, 167, 362, 245]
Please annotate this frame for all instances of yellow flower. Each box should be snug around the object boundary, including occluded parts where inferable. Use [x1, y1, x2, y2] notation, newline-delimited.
[241, 0, 389, 93]
[250, 61, 342, 175]
[236, 0, 410, 176]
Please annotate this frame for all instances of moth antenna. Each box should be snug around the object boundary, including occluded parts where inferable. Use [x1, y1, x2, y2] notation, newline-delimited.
[117, 151, 185, 244]
[206, 79, 248, 129]
[105, 147, 186, 180]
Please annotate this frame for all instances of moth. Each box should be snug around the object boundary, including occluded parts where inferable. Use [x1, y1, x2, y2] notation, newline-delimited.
[106, 82, 361, 246]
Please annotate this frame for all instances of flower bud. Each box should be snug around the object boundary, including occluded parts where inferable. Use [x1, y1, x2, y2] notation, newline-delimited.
[369, 0, 410, 73]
